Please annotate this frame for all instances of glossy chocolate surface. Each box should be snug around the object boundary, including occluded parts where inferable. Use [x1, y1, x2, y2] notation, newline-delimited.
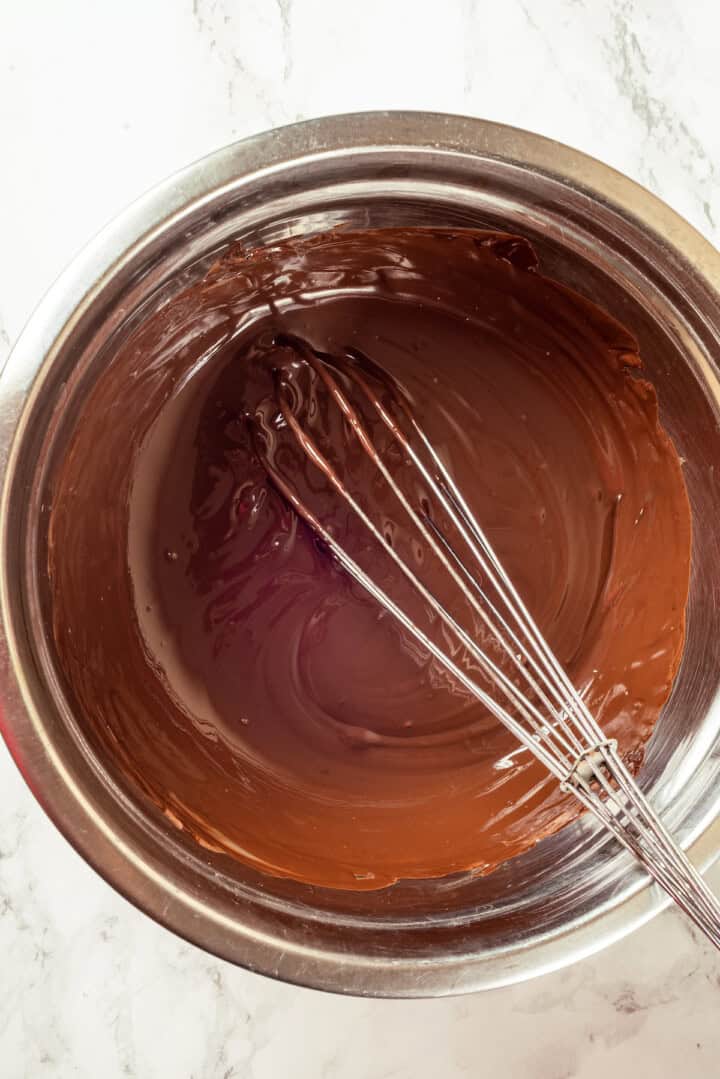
[48, 228, 691, 890]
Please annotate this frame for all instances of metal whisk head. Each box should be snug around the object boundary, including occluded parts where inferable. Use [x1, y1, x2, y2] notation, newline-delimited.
[252, 334, 720, 948]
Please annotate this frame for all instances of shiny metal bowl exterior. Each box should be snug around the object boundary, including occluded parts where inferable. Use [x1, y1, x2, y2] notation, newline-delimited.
[2, 113, 720, 997]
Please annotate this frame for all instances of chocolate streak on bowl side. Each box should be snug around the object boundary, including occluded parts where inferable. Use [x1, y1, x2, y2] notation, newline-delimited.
[47, 228, 692, 891]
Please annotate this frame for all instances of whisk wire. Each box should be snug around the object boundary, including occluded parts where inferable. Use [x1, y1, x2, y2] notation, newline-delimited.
[276, 381, 575, 776]
[277, 358, 597, 779]
[346, 355, 606, 749]
[295, 350, 592, 761]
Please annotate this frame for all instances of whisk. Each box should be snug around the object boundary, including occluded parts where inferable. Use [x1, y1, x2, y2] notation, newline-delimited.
[255, 336, 720, 948]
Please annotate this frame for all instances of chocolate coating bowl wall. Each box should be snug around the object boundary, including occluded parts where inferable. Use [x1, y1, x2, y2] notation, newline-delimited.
[2, 112, 720, 996]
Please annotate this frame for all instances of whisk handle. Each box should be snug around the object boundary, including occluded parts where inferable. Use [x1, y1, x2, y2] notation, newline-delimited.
[617, 821, 720, 949]
[568, 748, 720, 950]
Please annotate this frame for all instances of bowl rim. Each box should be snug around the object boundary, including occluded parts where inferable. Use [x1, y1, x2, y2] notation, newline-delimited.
[2, 110, 720, 996]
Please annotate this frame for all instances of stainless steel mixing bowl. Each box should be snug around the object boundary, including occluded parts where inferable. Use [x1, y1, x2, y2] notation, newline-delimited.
[2, 113, 720, 997]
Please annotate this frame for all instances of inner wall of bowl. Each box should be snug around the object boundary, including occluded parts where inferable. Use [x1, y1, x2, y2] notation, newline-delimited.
[29, 150, 720, 947]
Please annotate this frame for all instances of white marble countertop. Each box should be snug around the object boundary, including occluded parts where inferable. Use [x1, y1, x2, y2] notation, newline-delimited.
[2, 1, 720, 1075]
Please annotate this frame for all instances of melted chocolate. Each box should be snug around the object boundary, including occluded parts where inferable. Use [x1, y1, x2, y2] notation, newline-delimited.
[48, 228, 692, 890]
